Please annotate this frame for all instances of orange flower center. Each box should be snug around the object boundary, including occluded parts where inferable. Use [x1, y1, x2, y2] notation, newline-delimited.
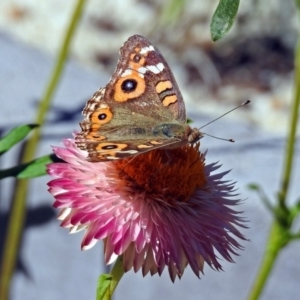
[114, 143, 207, 204]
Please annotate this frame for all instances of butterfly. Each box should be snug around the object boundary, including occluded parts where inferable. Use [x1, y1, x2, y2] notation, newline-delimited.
[75, 35, 202, 161]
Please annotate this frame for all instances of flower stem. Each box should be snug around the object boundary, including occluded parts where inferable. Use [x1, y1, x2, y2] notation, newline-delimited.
[277, 36, 300, 206]
[0, 1, 86, 299]
[106, 256, 125, 298]
[247, 222, 288, 300]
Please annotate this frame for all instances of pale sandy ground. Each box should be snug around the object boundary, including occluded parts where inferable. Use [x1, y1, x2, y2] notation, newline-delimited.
[1, 1, 300, 300]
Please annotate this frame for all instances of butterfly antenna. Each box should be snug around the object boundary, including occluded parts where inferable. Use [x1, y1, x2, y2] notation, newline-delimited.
[202, 132, 235, 142]
[200, 100, 250, 130]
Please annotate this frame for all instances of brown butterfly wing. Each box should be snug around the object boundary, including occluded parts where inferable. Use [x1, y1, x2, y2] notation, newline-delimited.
[75, 88, 191, 161]
[104, 34, 186, 122]
[75, 35, 198, 161]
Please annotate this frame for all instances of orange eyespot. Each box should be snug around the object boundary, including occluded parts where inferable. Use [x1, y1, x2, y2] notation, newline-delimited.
[90, 107, 113, 124]
[86, 133, 106, 141]
[96, 143, 128, 151]
[133, 54, 142, 62]
[114, 75, 145, 102]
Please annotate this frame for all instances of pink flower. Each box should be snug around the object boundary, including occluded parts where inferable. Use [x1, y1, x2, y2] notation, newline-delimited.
[47, 139, 246, 281]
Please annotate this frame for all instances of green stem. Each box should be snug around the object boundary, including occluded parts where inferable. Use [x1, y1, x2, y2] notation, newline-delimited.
[247, 29, 300, 300]
[247, 222, 286, 300]
[277, 35, 300, 206]
[106, 256, 125, 298]
[0, 179, 28, 300]
[0, 1, 86, 299]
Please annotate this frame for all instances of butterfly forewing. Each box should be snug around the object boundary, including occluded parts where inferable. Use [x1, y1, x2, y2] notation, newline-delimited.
[75, 35, 202, 162]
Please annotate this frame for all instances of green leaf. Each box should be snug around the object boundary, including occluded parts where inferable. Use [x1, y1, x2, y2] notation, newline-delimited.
[0, 124, 39, 155]
[288, 198, 300, 223]
[247, 183, 260, 190]
[96, 274, 113, 300]
[210, 0, 240, 41]
[0, 154, 63, 179]
[248, 183, 274, 213]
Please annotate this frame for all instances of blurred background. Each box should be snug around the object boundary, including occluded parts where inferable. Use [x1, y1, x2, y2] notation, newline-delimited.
[1, 0, 298, 132]
[0, 0, 300, 299]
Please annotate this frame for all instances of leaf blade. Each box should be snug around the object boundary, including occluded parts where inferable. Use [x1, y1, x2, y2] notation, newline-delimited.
[210, 0, 240, 41]
[0, 124, 39, 155]
[96, 274, 113, 300]
[0, 154, 62, 179]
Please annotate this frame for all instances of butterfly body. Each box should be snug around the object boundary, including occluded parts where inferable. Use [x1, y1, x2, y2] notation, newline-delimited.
[75, 35, 202, 161]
